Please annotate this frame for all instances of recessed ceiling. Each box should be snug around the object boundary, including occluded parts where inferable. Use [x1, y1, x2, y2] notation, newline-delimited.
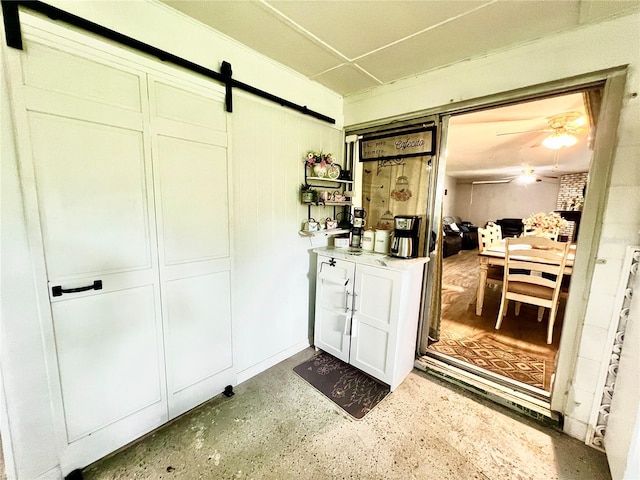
[446, 92, 591, 181]
[160, 0, 640, 97]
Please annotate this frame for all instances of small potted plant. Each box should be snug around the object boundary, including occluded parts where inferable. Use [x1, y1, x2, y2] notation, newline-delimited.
[300, 183, 317, 204]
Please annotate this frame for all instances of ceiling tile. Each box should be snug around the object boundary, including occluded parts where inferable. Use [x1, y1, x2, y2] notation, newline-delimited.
[579, 0, 640, 24]
[268, 0, 488, 59]
[163, 0, 344, 76]
[312, 65, 380, 96]
[356, 1, 581, 83]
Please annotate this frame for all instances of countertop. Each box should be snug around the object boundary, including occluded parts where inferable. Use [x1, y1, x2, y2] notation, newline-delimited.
[314, 247, 429, 272]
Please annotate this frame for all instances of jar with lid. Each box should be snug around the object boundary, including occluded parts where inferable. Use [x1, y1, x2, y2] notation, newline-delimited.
[362, 229, 375, 251]
[374, 229, 391, 254]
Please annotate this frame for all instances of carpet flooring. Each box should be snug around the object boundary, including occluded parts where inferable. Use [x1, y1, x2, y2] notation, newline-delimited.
[429, 248, 564, 391]
[293, 351, 389, 419]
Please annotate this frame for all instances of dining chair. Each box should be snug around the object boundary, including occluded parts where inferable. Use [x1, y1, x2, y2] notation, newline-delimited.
[477, 226, 504, 289]
[495, 236, 571, 344]
[487, 221, 503, 242]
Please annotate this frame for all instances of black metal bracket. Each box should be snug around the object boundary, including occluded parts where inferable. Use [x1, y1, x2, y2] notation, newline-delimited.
[221, 60, 233, 113]
[223, 385, 234, 398]
[64, 468, 83, 480]
[1, 1, 22, 49]
[1, 0, 335, 125]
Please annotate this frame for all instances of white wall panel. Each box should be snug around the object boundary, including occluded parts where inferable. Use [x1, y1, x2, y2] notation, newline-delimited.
[231, 94, 343, 375]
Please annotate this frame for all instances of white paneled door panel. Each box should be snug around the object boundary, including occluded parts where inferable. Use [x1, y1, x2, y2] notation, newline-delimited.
[28, 112, 152, 280]
[18, 39, 169, 472]
[12, 32, 234, 473]
[149, 76, 234, 419]
[164, 272, 233, 417]
[52, 286, 163, 443]
[314, 258, 355, 363]
[156, 135, 230, 265]
[350, 265, 401, 384]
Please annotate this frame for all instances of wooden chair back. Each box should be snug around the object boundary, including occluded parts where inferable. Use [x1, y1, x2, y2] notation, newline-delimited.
[477, 222, 502, 253]
[495, 237, 571, 344]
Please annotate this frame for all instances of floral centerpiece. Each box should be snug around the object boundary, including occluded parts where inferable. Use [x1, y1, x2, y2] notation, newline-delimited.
[522, 212, 569, 236]
[305, 151, 335, 178]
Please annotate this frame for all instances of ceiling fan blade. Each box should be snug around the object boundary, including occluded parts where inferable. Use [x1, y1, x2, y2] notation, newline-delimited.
[496, 129, 549, 136]
[472, 178, 513, 184]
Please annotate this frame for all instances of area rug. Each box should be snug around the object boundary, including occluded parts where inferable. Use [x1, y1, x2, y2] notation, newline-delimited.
[429, 330, 545, 389]
[293, 351, 390, 419]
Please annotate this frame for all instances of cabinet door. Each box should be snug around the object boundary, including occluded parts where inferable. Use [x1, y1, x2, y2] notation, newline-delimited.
[314, 257, 355, 363]
[350, 265, 402, 385]
[148, 77, 234, 419]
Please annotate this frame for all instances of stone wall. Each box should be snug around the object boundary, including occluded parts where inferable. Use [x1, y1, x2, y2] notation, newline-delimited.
[556, 172, 588, 240]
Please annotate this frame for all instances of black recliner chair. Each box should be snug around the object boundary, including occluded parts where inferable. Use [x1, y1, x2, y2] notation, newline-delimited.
[452, 216, 478, 249]
[442, 217, 463, 257]
[495, 218, 524, 238]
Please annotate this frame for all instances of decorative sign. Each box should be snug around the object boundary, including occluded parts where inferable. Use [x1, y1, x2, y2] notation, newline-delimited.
[360, 125, 436, 162]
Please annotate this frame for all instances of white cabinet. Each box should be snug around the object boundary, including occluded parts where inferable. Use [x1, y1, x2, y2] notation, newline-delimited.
[314, 248, 426, 391]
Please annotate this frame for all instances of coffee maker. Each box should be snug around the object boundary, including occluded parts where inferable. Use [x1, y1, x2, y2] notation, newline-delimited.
[390, 215, 421, 258]
[350, 207, 366, 248]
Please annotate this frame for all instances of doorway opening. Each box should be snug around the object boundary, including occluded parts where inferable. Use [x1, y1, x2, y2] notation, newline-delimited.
[423, 87, 601, 402]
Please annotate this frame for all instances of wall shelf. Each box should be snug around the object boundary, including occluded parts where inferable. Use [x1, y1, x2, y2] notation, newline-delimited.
[302, 201, 352, 207]
[298, 228, 350, 237]
[306, 176, 353, 184]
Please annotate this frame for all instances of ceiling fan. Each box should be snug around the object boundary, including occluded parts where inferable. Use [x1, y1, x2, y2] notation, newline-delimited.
[472, 168, 557, 185]
[497, 112, 588, 149]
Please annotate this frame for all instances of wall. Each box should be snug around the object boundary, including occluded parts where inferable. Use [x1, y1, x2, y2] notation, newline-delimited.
[0, 2, 343, 478]
[454, 180, 560, 228]
[230, 94, 343, 380]
[344, 12, 640, 445]
[556, 172, 588, 239]
[442, 175, 458, 219]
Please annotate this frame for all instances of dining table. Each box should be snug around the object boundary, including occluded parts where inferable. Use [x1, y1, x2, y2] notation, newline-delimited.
[475, 241, 576, 315]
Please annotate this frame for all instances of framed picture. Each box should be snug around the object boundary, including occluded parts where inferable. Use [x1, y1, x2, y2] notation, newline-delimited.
[359, 125, 437, 162]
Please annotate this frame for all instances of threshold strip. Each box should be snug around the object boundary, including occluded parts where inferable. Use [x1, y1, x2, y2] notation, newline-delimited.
[416, 353, 560, 426]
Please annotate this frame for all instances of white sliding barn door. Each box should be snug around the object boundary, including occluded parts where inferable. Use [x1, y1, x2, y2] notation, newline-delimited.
[148, 77, 234, 419]
[8, 25, 234, 472]
[15, 40, 167, 469]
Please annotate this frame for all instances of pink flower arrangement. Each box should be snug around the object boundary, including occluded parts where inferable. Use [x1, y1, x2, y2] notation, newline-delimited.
[523, 212, 569, 232]
[305, 151, 334, 168]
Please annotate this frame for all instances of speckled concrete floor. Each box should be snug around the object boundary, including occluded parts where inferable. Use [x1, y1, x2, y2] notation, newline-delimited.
[83, 348, 611, 480]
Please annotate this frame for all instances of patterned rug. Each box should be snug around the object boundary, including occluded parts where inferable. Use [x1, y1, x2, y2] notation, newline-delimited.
[293, 352, 390, 419]
[429, 330, 545, 389]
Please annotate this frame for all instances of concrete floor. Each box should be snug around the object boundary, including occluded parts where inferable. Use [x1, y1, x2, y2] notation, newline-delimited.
[84, 348, 611, 480]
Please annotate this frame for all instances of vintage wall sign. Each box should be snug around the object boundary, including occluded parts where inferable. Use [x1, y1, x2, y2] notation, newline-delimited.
[360, 125, 436, 161]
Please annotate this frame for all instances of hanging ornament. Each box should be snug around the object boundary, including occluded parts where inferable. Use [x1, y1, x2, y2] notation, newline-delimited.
[377, 169, 394, 229]
[390, 165, 412, 202]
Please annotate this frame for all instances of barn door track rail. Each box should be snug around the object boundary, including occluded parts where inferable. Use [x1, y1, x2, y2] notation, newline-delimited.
[1, 0, 336, 125]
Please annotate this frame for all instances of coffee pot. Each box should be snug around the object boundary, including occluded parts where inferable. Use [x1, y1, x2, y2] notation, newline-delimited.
[336, 211, 353, 229]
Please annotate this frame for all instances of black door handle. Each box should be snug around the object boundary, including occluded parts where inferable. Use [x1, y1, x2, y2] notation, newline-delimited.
[52, 280, 102, 297]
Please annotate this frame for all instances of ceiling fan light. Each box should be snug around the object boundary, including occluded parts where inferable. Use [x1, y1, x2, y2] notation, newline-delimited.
[517, 173, 537, 184]
[542, 132, 577, 149]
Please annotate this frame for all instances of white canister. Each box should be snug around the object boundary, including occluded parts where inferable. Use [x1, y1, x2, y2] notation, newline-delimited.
[362, 229, 375, 251]
[374, 229, 391, 254]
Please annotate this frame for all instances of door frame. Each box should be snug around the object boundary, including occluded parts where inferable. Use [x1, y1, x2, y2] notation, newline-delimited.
[432, 68, 627, 412]
[346, 66, 627, 414]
